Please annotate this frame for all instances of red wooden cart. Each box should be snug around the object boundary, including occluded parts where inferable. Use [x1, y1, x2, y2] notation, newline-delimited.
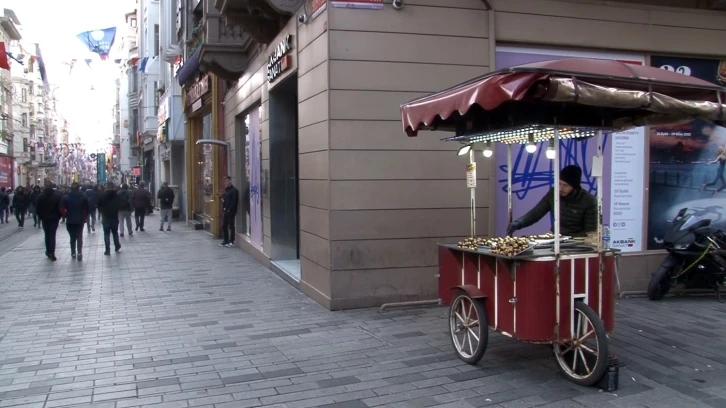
[400, 58, 726, 386]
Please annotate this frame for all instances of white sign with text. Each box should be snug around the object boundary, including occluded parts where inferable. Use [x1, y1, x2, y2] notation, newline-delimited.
[609, 127, 645, 252]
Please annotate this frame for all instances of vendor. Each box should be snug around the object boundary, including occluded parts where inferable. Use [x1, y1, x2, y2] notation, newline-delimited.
[507, 165, 597, 237]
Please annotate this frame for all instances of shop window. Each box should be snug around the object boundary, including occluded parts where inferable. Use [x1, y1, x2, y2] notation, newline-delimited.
[194, 114, 215, 231]
[237, 106, 263, 249]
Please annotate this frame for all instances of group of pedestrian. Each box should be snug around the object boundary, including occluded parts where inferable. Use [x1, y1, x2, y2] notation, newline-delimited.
[31, 180, 176, 261]
[0, 185, 44, 228]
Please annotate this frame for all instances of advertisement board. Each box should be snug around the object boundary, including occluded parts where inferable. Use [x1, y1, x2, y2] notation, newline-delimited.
[494, 46, 646, 252]
[97, 153, 107, 185]
[0, 156, 12, 189]
[647, 55, 726, 250]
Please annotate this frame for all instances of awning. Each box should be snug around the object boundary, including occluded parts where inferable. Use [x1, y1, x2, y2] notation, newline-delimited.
[401, 58, 726, 137]
[177, 47, 201, 86]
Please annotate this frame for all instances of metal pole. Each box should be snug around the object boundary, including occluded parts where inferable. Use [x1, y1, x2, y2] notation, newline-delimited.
[597, 130, 604, 253]
[597, 130, 604, 316]
[554, 129, 561, 255]
[469, 149, 476, 237]
[507, 144, 513, 228]
[553, 128, 562, 339]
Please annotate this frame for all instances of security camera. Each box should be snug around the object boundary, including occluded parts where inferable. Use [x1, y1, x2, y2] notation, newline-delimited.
[298, 13, 309, 24]
[392, 0, 404, 10]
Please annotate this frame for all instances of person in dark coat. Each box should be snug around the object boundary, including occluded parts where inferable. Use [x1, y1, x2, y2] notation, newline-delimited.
[507, 165, 598, 237]
[219, 176, 239, 247]
[157, 182, 175, 231]
[132, 181, 151, 231]
[0, 187, 9, 224]
[85, 185, 99, 233]
[60, 182, 89, 261]
[116, 183, 134, 237]
[11, 186, 29, 227]
[97, 181, 122, 255]
[36, 181, 63, 261]
[29, 186, 41, 228]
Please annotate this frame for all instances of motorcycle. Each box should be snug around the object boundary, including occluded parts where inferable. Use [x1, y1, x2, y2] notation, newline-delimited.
[647, 207, 726, 301]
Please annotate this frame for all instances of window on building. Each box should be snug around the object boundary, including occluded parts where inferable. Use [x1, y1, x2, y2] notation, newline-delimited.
[21, 88, 27, 102]
[29, 82, 34, 95]
[154, 24, 160, 57]
[130, 18, 137, 28]
[23, 138, 28, 152]
[21, 113, 27, 127]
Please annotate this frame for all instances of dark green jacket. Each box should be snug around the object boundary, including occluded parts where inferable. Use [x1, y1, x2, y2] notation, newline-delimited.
[515, 187, 598, 237]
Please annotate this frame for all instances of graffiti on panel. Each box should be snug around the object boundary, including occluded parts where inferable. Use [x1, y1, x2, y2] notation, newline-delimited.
[499, 137, 608, 199]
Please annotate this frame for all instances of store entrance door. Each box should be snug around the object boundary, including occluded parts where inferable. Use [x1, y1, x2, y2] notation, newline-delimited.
[269, 75, 300, 279]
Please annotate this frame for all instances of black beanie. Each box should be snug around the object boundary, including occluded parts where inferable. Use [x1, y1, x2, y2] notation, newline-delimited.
[560, 165, 582, 189]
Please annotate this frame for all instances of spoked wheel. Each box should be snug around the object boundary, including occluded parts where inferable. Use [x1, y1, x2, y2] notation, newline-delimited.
[553, 301, 608, 386]
[449, 291, 488, 365]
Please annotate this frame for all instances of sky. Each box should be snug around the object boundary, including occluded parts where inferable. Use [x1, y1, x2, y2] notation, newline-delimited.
[5, 0, 134, 151]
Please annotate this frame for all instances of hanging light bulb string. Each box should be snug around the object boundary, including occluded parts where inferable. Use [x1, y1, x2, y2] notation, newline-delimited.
[525, 133, 537, 153]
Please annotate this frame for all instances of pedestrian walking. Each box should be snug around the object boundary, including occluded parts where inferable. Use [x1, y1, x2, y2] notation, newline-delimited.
[219, 176, 239, 247]
[29, 185, 41, 228]
[98, 181, 121, 255]
[60, 182, 89, 261]
[157, 182, 174, 231]
[117, 183, 133, 237]
[85, 185, 99, 233]
[36, 181, 63, 261]
[132, 181, 151, 231]
[0, 187, 9, 224]
[11, 186, 28, 228]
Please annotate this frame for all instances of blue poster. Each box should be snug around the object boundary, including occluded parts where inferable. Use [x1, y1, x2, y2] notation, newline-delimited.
[97, 153, 107, 185]
[76, 27, 117, 60]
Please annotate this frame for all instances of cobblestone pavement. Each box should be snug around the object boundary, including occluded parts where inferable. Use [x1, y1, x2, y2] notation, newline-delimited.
[1, 225, 726, 408]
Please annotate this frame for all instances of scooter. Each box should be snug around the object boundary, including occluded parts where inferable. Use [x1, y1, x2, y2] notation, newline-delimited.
[647, 207, 726, 302]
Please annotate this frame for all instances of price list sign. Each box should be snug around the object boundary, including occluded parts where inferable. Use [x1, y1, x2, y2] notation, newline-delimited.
[609, 128, 645, 252]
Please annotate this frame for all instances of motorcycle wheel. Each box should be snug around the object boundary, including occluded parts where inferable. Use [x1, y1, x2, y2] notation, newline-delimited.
[647, 256, 677, 301]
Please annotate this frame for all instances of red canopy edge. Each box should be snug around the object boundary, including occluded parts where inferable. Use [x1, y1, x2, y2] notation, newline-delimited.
[401, 58, 726, 137]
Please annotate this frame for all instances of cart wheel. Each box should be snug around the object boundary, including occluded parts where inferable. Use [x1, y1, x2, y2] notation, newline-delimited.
[553, 301, 608, 386]
[449, 291, 488, 365]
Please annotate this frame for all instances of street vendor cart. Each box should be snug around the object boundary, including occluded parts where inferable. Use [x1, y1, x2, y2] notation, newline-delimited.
[400, 58, 726, 386]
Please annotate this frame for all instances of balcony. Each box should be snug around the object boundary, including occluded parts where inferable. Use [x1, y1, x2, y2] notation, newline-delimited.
[178, 0, 300, 84]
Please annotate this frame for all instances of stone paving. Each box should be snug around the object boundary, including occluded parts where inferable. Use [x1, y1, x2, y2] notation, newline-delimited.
[0, 223, 726, 408]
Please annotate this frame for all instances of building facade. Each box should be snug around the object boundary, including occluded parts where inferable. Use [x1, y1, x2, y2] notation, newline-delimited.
[118, 10, 138, 181]
[156, 0, 186, 218]
[137, 0, 161, 195]
[189, 0, 726, 309]
[0, 9, 21, 189]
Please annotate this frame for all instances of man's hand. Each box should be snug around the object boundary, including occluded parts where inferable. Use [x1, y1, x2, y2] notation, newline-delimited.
[506, 221, 520, 237]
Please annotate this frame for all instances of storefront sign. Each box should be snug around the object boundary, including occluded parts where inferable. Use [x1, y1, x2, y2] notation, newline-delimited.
[187, 74, 210, 107]
[267, 35, 293, 82]
[191, 98, 203, 112]
[331, 0, 383, 10]
[311, 0, 327, 19]
[158, 93, 169, 124]
[646, 55, 726, 249]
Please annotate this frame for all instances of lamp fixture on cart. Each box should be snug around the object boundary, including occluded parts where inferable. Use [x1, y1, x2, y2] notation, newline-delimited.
[399, 58, 726, 388]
